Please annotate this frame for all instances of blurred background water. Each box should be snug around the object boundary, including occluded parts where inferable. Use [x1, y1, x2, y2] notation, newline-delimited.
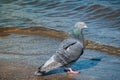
[0, 0, 120, 47]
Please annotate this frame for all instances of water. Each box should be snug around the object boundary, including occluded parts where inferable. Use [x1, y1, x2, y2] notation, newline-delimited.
[0, 34, 120, 80]
[0, 0, 120, 47]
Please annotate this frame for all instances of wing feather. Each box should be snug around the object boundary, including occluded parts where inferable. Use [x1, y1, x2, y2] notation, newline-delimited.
[54, 38, 83, 66]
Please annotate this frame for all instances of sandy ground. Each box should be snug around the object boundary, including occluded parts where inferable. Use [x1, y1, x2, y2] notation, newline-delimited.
[0, 33, 120, 80]
[0, 59, 76, 80]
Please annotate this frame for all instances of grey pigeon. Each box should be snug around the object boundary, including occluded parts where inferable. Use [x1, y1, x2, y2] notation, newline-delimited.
[35, 22, 87, 75]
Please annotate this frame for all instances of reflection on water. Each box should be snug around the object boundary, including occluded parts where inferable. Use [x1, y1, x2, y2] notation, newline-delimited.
[0, 0, 120, 47]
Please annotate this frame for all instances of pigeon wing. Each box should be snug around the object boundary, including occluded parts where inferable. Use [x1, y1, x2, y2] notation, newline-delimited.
[54, 38, 84, 66]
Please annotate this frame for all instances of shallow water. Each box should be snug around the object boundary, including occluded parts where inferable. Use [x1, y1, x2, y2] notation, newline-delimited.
[0, 0, 120, 47]
[0, 34, 120, 80]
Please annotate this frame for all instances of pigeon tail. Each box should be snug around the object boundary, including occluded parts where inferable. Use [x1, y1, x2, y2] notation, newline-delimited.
[35, 55, 63, 76]
[34, 70, 45, 76]
[34, 64, 46, 76]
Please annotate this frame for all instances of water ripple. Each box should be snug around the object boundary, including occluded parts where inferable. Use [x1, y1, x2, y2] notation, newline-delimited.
[0, 0, 120, 47]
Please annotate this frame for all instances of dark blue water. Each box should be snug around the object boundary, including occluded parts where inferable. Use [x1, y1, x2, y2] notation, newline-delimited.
[0, 0, 120, 47]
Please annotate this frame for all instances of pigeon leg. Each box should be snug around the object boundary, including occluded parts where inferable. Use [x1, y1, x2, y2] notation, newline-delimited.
[67, 68, 80, 74]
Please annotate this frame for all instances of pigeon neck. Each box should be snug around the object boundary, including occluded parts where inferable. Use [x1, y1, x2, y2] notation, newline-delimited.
[71, 28, 84, 44]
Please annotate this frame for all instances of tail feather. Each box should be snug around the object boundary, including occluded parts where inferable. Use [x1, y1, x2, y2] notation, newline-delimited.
[35, 55, 63, 76]
[34, 70, 45, 76]
[34, 64, 45, 76]
[40, 60, 62, 72]
[35, 62, 62, 76]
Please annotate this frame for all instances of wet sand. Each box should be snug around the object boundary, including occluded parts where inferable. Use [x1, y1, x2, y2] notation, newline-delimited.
[0, 59, 76, 80]
[0, 60, 35, 80]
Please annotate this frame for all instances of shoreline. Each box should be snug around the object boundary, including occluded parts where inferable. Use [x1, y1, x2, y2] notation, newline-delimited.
[0, 27, 120, 55]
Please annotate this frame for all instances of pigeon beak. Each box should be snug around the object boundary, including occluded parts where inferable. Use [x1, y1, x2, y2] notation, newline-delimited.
[84, 25, 88, 28]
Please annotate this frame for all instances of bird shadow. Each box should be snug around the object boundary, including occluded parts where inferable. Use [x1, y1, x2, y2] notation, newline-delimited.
[72, 58, 101, 71]
[43, 57, 103, 76]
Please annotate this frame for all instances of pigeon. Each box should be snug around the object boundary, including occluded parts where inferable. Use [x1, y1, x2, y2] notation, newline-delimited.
[34, 22, 87, 76]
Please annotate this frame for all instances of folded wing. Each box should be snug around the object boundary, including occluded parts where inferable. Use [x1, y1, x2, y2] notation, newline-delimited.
[40, 38, 83, 72]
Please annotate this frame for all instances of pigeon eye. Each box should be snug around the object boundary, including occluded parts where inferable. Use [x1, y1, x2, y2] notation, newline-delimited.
[80, 23, 83, 27]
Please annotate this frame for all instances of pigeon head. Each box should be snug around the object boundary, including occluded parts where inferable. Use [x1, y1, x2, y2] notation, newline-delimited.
[71, 22, 87, 41]
[72, 22, 87, 35]
[74, 22, 87, 29]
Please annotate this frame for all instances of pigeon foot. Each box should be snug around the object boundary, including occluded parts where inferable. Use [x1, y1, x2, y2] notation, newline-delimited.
[66, 68, 80, 74]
